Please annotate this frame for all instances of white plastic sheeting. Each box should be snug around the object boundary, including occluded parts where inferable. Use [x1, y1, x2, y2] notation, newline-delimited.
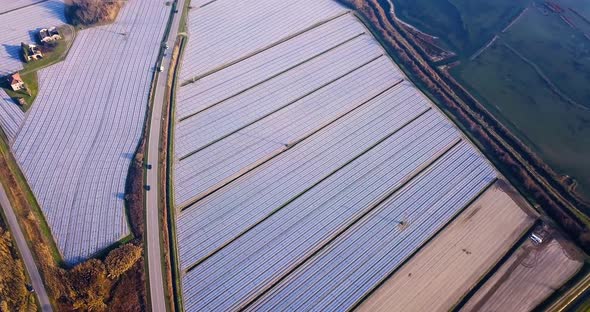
[174, 0, 499, 310]
[174, 55, 404, 207]
[181, 111, 465, 311]
[250, 142, 496, 311]
[0, 91, 25, 141]
[180, 0, 349, 80]
[0, 0, 47, 14]
[176, 84, 431, 270]
[12, 0, 169, 264]
[0, 0, 66, 75]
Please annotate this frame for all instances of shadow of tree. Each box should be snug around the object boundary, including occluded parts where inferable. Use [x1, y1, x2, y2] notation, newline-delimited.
[2, 43, 22, 61]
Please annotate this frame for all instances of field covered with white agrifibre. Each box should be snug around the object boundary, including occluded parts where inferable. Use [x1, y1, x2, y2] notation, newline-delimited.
[0, 90, 25, 141]
[172, 0, 505, 310]
[11, 0, 169, 264]
[0, 0, 66, 76]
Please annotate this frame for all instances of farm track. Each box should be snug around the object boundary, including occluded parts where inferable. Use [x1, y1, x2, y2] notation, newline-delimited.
[503, 42, 589, 112]
[461, 237, 584, 311]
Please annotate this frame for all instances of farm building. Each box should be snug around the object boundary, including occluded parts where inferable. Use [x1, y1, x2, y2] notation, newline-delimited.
[38, 27, 61, 43]
[21, 42, 42, 62]
[8, 73, 24, 91]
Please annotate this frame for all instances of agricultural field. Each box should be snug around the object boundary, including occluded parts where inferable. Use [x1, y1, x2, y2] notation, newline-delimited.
[0, 0, 48, 14]
[388, 0, 528, 57]
[461, 232, 584, 311]
[388, 0, 590, 201]
[0, 0, 66, 76]
[0, 91, 25, 141]
[166, 0, 572, 310]
[9, 0, 169, 264]
[357, 181, 538, 311]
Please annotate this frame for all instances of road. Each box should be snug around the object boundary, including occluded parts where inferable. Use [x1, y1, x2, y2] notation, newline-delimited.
[0, 184, 52, 311]
[146, 0, 185, 311]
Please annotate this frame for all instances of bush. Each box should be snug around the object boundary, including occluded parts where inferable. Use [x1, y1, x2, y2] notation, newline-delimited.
[105, 244, 142, 279]
[68, 0, 124, 26]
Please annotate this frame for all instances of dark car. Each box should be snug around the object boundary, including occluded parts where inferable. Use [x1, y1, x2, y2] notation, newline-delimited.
[145, 185, 151, 191]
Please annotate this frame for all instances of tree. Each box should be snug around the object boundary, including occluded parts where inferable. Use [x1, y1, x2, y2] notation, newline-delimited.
[68, 0, 124, 26]
[105, 244, 142, 279]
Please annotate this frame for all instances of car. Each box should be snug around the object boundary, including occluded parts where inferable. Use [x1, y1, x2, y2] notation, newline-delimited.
[158, 65, 164, 72]
[26, 284, 35, 293]
[146, 164, 152, 170]
[144, 185, 151, 191]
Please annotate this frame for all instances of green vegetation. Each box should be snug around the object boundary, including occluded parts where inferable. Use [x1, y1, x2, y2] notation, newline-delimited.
[391, 0, 590, 201]
[390, 0, 528, 57]
[451, 41, 590, 205]
[502, 8, 590, 110]
[3, 71, 38, 111]
[1, 25, 75, 111]
[21, 26, 75, 73]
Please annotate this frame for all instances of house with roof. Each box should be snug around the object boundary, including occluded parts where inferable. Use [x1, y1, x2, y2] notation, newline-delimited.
[8, 73, 24, 91]
[39, 27, 62, 44]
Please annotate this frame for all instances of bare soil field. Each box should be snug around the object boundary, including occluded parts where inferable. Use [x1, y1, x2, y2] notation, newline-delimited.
[461, 232, 584, 312]
[357, 181, 537, 311]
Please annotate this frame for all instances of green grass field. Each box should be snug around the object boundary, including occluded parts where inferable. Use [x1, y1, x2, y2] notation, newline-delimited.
[452, 41, 590, 201]
[392, 0, 590, 201]
[502, 8, 590, 110]
[391, 0, 528, 57]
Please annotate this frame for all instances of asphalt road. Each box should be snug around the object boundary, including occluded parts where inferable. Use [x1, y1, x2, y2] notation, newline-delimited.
[0, 184, 52, 311]
[146, 1, 185, 311]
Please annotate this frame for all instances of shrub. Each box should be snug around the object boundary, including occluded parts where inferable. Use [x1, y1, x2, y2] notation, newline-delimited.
[105, 244, 142, 279]
[68, 0, 124, 26]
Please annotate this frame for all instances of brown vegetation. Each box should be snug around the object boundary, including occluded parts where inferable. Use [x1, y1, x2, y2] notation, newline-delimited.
[67, 0, 124, 26]
[105, 244, 142, 279]
[0, 131, 146, 310]
[337, 0, 590, 252]
[161, 36, 185, 312]
[0, 224, 31, 311]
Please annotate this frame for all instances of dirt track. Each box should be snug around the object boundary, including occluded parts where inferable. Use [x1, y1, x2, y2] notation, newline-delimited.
[462, 235, 583, 312]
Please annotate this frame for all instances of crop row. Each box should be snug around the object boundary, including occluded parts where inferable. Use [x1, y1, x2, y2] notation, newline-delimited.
[175, 37, 387, 158]
[176, 87, 435, 269]
[177, 14, 366, 118]
[0, 91, 25, 141]
[249, 142, 496, 311]
[174, 58, 405, 207]
[181, 112, 466, 311]
[0, 0, 65, 75]
[0, 0, 46, 14]
[462, 237, 583, 311]
[180, 0, 348, 80]
[11, 0, 169, 264]
[359, 184, 537, 311]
